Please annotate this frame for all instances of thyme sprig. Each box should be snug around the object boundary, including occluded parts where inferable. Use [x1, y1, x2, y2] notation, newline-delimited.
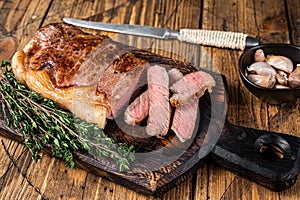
[0, 61, 135, 171]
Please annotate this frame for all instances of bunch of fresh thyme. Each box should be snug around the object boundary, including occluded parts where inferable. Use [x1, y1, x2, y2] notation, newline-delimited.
[0, 61, 134, 171]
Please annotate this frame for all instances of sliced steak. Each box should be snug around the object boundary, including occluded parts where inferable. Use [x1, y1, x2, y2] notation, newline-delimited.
[146, 65, 171, 137]
[168, 68, 184, 85]
[171, 97, 199, 142]
[12, 22, 216, 142]
[124, 68, 184, 126]
[170, 71, 214, 142]
[124, 91, 149, 125]
[168, 68, 199, 142]
[74, 39, 130, 86]
[96, 52, 149, 118]
[170, 71, 215, 107]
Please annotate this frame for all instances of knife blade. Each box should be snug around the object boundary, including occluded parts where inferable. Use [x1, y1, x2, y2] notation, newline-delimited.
[63, 18, 259, 50]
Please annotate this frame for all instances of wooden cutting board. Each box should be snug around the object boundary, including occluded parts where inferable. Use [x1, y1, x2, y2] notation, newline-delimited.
[0, 69, 227, 197]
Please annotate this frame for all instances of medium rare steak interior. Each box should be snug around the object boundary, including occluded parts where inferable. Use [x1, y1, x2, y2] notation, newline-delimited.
[12, 22, 215, 142]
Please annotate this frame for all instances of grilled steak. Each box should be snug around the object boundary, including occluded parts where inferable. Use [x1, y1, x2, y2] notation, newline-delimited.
[124, 91, 149, 125]
[124, 68, 183, 126]
[23, 23, 108, 88]
[170, 71, 215, 141]
[170, 71, 215, 107]
[146, 65, 171, 137]
[12, 23, 148, 128]
[96, 52, 149, 118]
[11, 22, 215, 142]
[168, 68, 184, 85]
[171, 97, 199, 142]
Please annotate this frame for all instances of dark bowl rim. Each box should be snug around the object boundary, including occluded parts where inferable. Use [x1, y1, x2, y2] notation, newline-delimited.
[238, 43, 300, 92]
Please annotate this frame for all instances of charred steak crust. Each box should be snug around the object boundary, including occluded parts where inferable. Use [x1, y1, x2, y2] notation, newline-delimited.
[96, 52, 148, 98]
[130, 49, 197, 74]
[95, 51, 149, 118]
[24, 23, 109, 87]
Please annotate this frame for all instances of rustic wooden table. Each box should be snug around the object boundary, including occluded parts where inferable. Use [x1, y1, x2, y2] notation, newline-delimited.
[0, 0, 300, 199]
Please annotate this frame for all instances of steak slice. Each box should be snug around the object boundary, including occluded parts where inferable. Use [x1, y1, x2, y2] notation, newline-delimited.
[168, 68, 184, 85]
[171, 97, 199, 142]
[96, 52, 149, 118]
[170, 70, 214, 142]
[146, 65, 171, 137]
[124, 68, 184, 126]
[168, 68, 199, 142]
[170, 71, 215, 107]
[124, 91, 149, 125]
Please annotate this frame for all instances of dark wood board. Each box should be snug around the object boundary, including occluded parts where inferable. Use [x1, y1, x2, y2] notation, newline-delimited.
[0, 63, 227, 197]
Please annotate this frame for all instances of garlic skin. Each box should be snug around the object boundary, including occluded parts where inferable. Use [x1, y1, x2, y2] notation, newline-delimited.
[265, 55, 294, 73]
[289, 64, 300, 88]
[247, 74, 276, 88]
[254, 49, 266, 62]
[277, 70, 289, 79]
[276, 73, 288, 86]
[247, 62, 277, 76]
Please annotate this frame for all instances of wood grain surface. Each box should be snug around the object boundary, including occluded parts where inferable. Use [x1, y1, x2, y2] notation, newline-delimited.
[0, 0, 299, 199]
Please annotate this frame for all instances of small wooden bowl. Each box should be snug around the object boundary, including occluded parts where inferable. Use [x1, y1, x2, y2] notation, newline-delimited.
[238, 44, 300, 104]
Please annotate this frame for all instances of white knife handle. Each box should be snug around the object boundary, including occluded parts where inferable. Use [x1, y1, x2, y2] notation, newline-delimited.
[178, 29, 248, 50]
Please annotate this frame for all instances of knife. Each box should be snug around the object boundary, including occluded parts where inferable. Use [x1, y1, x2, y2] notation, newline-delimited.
[63, 18, 259, 50]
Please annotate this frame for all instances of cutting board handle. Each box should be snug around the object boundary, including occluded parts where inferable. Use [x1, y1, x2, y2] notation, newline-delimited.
[211, 122, 300, 191]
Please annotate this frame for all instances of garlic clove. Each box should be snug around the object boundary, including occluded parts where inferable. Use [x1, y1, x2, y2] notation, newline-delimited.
[254, 49, 266, 62]
[265, 55, 294, 73]
[247, 62, 277, 76]
[247, 74, 276, 88]
[276, 73, 288, 86]
[288, 64, 300, 88]
[277, 70, 289, 78]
